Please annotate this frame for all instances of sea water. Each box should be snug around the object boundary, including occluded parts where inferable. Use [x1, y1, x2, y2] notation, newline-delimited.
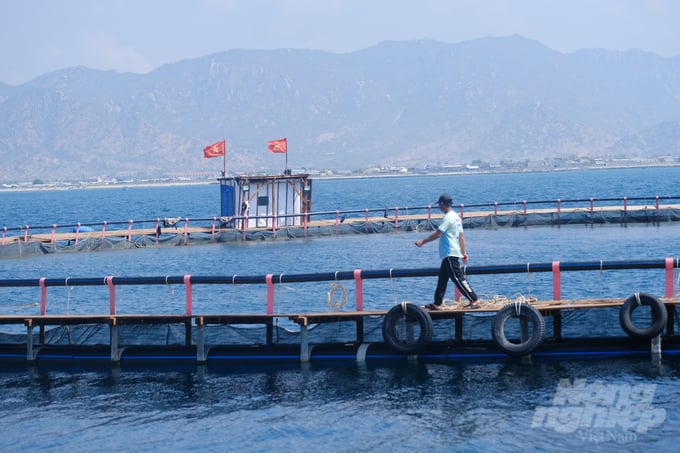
[0, 167, 679, 451]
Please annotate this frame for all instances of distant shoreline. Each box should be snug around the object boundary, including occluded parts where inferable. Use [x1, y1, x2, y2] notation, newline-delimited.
[0, 180, 218, 193]
[1, 163, 677, 193]
[316, 163, 679, 180]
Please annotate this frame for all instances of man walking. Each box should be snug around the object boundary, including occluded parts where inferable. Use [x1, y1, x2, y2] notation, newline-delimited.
[415, 194, 480, 309]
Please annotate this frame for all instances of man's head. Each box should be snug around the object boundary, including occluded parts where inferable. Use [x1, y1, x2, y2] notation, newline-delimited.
[436, 193, 453, 209]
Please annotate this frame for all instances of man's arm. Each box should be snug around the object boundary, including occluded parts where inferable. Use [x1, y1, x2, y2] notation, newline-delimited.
[415, 229, 442, 247]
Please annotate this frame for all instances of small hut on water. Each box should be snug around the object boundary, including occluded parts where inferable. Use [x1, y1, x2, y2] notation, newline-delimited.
[218, 173, 312, 228]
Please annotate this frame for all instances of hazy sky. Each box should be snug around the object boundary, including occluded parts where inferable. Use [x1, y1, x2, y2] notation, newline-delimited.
[2, 0, 679, 85]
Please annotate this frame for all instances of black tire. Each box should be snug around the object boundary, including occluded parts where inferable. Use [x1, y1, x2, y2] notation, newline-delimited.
[619, 293, 667, 339]
[382, 303, 433, 354]
[492, 303, 545, 356]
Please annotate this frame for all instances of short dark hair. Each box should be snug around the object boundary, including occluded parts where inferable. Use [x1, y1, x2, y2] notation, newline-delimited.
[436, 194, 453, 206]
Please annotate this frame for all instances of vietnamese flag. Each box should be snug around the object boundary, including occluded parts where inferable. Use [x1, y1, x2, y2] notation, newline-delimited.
[203, 140, 226, 158]
[267, 138, 287, 154]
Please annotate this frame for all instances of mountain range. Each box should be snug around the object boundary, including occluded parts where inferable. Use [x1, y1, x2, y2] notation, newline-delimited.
[1, 35, 679, 182]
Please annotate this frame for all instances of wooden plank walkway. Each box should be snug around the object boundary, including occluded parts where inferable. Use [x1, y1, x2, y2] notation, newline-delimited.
[0, 297, 676, 326]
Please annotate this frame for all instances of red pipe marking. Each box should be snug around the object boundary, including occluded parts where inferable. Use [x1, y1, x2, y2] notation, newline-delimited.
[101, 221, 107, 240]
[552, 261, 561, 301]
[184, 274, 193, 315]
[666, 258, 675, 299]
[354, 269, 364, 311]
[266, 274, 274, 315]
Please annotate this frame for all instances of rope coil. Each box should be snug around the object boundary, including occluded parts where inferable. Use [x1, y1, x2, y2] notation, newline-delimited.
[327, 283, 348, 309]
[327, 270, 347, 309]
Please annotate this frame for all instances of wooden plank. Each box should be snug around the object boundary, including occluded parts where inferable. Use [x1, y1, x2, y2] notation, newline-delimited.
[196, 314, 280, 325]
[289, 311, 385, 326]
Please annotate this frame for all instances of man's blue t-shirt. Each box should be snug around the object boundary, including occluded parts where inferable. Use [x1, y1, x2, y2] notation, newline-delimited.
[437, 210, 463, 259]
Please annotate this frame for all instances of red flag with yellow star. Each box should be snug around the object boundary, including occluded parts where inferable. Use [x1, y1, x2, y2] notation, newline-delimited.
[267, 138, 287, 154]
[203, 140, 226, 158]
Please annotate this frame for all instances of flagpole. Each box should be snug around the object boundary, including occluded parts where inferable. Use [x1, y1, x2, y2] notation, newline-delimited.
[223, 139, 227, 177]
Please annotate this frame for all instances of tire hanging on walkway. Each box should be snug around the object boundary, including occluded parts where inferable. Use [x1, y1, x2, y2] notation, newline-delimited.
[619, 292, 667, 339]
[382, 302, 433, 354]
[492, 303, 545, 356]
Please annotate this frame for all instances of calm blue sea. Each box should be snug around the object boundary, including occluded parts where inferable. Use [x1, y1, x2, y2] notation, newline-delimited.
[1, 167, 680, 451]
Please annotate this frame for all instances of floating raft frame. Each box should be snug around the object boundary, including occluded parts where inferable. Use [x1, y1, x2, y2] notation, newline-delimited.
[0, 298, 678, 364]
[0, 258, 678, 365]
[2, 196, 680, 256]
